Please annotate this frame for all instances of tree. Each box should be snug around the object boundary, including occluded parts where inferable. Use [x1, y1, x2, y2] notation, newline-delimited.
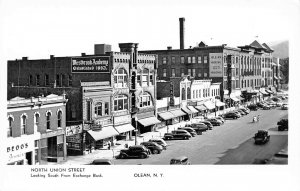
[280, 58, 289, 84]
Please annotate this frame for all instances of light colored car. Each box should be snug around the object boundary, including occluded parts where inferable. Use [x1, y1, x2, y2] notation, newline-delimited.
[281, 104, 288, 110]
[149, 138, 168, 150]
[170, 156, 191, 165]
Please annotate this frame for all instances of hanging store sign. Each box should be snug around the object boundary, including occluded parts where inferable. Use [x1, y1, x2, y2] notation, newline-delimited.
[71, 56, 110, 73]
[209, 53, 223, 77]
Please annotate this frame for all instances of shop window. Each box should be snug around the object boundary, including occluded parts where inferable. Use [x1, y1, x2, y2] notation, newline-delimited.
[21, 114, 27, 135]
[36, 74, 40, 86]
[57, 110, 62, 128]
[187, 87, 191, 99]
[46, 112, 51, 130]
[139, 92, 153, 108]
[163, 69, 167, 77]
[114, 95, 128, 111]
[29, 75, 33, 86]
[114, 68, 128, 88]
[34, 113, 39, 133]
[45, 74, 49, 86]
[8, 116, 13, 137]
[182, 88, 186, 100]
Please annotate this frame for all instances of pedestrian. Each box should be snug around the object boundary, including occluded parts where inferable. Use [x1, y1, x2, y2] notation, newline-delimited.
[89, 144, 92, 153]
[107, 141, 111, 150]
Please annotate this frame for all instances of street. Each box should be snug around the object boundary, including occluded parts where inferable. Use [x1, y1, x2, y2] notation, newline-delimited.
[113, 107, 288, 165]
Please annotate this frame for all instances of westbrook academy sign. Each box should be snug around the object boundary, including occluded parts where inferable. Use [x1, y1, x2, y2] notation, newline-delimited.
[71, 56, 110, 73]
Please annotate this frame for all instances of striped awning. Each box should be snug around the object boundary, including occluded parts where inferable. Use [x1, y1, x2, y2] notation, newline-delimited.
[188, 106, 199, 113]
[195, 105, 207, 111]
[182, 107, 193, 115]
[158, 111, 176, 120]
[169, 109, 187, 117]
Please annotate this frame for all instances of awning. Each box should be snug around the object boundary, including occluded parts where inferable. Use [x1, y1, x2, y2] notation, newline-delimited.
[169, 109, 187, 117]
[274, 76, 278, 80]
[195, 105, 207, 111]
[204, 101, 215, 110]
[138, 116, 161, 127]
[188, 106, 199, 113]
[215, 101, 225, 107]
[181, 107, 193, 115]
[158, 111, 175, 120]
[87, 127, 119, 141]
[265, 89, 274, 94]
[237, 95, 245, 101]
[260, 89, 269, 95]
[231, 97, 240, 102]
[114, 124, 135, 134]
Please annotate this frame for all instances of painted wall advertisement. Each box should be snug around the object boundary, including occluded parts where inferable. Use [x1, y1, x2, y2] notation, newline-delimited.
[6, 137, 34, 163]
[71, 56, 110, 73]
[209, 53, 223, 77]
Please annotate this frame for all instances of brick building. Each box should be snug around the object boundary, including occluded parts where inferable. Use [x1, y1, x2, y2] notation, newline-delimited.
[7, 43, 158, 155]
[6, 94, 68, 165]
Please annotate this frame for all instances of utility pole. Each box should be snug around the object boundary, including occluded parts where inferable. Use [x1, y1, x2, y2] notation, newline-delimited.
[226, 55, 232, 107]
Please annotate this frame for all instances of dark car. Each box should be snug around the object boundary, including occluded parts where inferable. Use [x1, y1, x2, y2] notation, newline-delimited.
[256, 102, 265, 108]
[118, 145, 151, 159]
[190, 123, 208, 134]
[253, 130, 270, 144]
[87, 159, 113, 165]
[178, 127, 197, 136]
[201, 121, 213, 130]
[277, 119, 288, 131]
[248, 104, 258, 111]
[236, 109, 246, 116]
[223, 112, 240, 119]
[240, 108, 250, 114]
[215, 116, 225, 123]
[163, 130, 192, 140]
[206, 118, 222, 126]
[140, 142, 163, 154]
[149, 138, 168, 150]
[170, 156, 191, 165]
[262, 105, 271, 110]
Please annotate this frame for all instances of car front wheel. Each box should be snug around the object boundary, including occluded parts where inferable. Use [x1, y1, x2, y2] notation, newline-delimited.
[119, 154, 126, 159]
[152, 150, 159, 154]
[140, 154, 147, 159]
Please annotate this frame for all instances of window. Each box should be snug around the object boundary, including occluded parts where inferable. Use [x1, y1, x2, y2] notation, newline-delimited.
[181, 68, 185, 76]
[204, 56, 208, 64]
[94, 103, 103, 117]
[192, 69, 196, 77]
[181, 88, 186, 100]
[224, 66, 227, 76]
[204, 72, 207, 77]
[187, 87, 191, 99]
[181, 56, 185, 64]
[61, 74, 65, 87]
[8, 116, 13, 137]
[68, 75, 72, 86]
[29, 75, 33, 86]
[163, 69, 167, 77]
[142, 68, 149, 86]
[36, 74, 40, 86]
[188, 69, 191, 76]
[139, 93, 152, 107]
[137, 75, 141, 86]
[198, 56, 202, 64]
[171, 56, 176, 64]
[104, 102, 109, 115]
[193, 90, 195, 99]
[34, 113, 39, 132]
[192, 56, 196, 63]
[56, 74, 60, 86]
[46, 112, 51, 130]
[149, 74, 154, 86]
[198, 72, 202, 77]
[236, 68, 239, 76]
[188, 57, 191, 63]
[171, 68, 175, 77]
[163, 57, 167, 64]
[21, 115, 27, 135]
[236, 57, 238, 64]
[114, 95, 128, 111]
[236, 80, 239, 88]
[114, 68, 128, 88]
[45, 74, 49, 86]
[57, 110, 62, 128]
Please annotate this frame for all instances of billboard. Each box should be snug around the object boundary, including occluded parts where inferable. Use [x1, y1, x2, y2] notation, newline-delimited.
[209, 53, 223, 77]
[71, 56, 110, 73]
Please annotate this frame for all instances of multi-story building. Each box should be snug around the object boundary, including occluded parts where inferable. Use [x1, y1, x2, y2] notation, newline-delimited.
[6, 94, 68, 165]
[7, 43, 158, 155]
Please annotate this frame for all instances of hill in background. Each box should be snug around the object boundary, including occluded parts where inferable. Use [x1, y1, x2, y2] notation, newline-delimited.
[269, 40, 289, 59]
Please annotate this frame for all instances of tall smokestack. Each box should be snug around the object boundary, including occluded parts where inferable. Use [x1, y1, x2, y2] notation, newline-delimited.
[179, 17, 185, 49]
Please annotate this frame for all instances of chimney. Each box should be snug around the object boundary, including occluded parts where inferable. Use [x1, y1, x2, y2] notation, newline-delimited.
[81, 53, 86, 56]
[167, 46, 172, 50]
[50, 55, 55, 60]
[179, 17, 185, 49]
[94, 44, 112, 55]
[22, 57, 28, 61]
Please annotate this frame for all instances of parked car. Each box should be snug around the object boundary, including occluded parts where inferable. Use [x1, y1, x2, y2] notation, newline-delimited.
[201, 121, 213, 130]
[256, 102, 265, 108]
[140, 142, 163, 154]
[231, 111, 242, 117]
[190, 123, 209, 134]
[215, 116, 225, 123]
[281, 104, 288, 110]
[276, 102, 283, 107]
[170, 156, 191, 165]
[178, 127, 197, 137]
[253, 130, 270, 144]
[87, 159, 113, 165]
[267, 149, 288, 164]
[118, 145, 151, 159]
[149, 138, 168, 150]
[248, 104, 258, 111]
[223, 112, 240, 119]
[236, 109, 246, 116]
[206, 118, 222, 126]
[163, 130, 192, 140]
[240, 108, 250, 114]
[262, 105, 271, 110]
[277, 118, 288, 131]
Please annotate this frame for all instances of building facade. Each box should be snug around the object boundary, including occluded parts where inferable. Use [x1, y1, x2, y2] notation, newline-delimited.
[6, 94, 68, 165]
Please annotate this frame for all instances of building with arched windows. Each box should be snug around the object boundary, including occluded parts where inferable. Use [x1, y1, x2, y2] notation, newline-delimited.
[7, 43, 158, 156]
[6, 94, 68, 165]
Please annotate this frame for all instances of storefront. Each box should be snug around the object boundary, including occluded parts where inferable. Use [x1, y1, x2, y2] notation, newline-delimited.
[137, 116, 161, 134]
[169, 109, 187, 124]
[157, 111, 176, 129]
[230, 97, 240, 107]
[204, 100, 216, 114]
[114, 115, 134, 141]
[215, 100, 225, 111]
[181, 106, 193, 120]
[66, 124, 84, 156]
[195, 104, 207, 117]
[86, 126, 118, 150]
[39, 128, 66, 164]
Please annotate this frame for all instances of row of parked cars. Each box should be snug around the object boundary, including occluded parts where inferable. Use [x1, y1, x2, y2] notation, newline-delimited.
[247, 96, 288, 111]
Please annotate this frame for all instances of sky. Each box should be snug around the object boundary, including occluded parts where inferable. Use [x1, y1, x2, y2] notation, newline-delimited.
[0, 0, 298, 60]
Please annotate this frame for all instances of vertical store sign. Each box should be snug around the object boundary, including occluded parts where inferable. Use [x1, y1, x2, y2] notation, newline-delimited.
[71, 56, 110, 73]
[209, 53, 223, 77]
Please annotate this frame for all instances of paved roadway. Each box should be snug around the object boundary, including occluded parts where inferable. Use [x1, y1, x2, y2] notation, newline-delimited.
[113, 107, 288, 165]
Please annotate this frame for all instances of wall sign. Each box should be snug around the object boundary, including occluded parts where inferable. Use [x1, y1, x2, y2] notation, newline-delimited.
[66, 125, 83, 136]
[209, 53, 223, 77]
[71, 56, 110, 73]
